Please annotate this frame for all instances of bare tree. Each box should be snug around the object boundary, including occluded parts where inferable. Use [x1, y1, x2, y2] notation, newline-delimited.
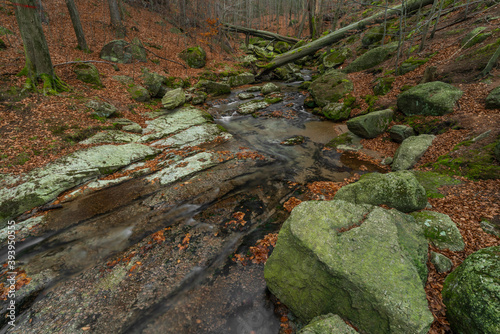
[108, 0, 126, 37]
[65, 0, 89, 52]
[12, 0, 68, 94]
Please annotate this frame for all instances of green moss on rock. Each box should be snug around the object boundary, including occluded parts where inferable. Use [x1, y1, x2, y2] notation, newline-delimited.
[179, 46, 207, 69]
[410, 211, 465, 251]
[308, 70, 353, 107]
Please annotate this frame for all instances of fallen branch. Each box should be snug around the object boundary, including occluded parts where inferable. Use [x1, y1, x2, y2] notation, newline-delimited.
[222, 23, 300, 44]
[53, 60, 119, 68]
[256, 0, 435, 77]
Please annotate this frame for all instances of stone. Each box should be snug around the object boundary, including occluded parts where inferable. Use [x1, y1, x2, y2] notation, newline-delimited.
[142, 69, 167, 97]
[128, 84, 150, 102]
[308, 70, 354, 107]
[73, 63, 102, 87]
[373, 76, 395, 96]
[397, 81, 463, 116]
[480, 219, 500, 238]
[299, 314, 359, 334]
[238, 100, 269, 114]
[261, 82, 281, 95]
[151, 124, 232, 149]
[485, 86, 500, 109]
[86, 100, 117, 118]
[346, 109, 393, 138]
[442, 246, 500, 334]
[334, 171, 427, 213]
[80, 130, 140, 144]
[461, 27, 491, 48]
[343, 42, 398, 73]
[430, 251, 453, 273]
[227, 72, 255, 87]
[161, 88, 185, 110]
[264, 200, 433, 333]
[196, 80, 231, 96]
[281, 135, 305, 146]
[122, 123, 142, 133]
[410, 211, 465, 251]
[237, 92, 254, 100]
[392, 134, 435, 171]
[179, 46, 206, 68]
[100, 39, 147, 64]
[361, 25, 385, 47]
[0, 144, 159, 224]
[322, 102, 351, 121]
[274, 63, 303, 82]
[246, 86, 262, 92]
[323, 47, 352, 69]
[139, 107, 210, 143]
[389, 125, 415, 143]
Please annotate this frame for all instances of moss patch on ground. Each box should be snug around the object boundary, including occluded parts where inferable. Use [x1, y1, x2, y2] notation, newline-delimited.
[412, 171, 461, 198]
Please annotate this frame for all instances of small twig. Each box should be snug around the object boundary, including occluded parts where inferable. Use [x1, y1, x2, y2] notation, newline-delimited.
[132, 42, 187, 69]
[53, 60, 119, 67]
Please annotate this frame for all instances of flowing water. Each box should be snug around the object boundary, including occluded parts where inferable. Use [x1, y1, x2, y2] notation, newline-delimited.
[0, 82, 382, 333]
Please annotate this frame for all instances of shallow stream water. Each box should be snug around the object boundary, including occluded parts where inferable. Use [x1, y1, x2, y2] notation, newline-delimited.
[0, 82, 380, 333]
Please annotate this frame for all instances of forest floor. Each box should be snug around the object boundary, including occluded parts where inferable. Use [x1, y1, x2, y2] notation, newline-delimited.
[0, 1, 499, 333]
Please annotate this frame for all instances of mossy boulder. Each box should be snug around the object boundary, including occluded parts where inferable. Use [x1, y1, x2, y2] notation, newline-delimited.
[430, 251, 453, 273]
[322, 47, 352, 69]
[274, 63, 303, 82]
[442, 246, 500, 334]
[161, 88, 185, 110]
[100, 39, 147, 63]
[299, 314, 359, 334]
[281, 135, 305, 146]
[227, 72, 255, 87]
[397, 81, 463, 116]
[346, 109, 393, 139]
[343, 42, 398, 74]
[397, 57, 429, 75]
[335, 171, 428, 213]
[142, 69, 168, 97]
[264, 200, 433, 333]
[195, 80, 231, 96]
[410, 211, 465, 251]
[389, 125, 415, 143]
[485, 86, 500, 109]
[373, 76, 394, 96]
[261, 82, 280, 95]
[308, 70, 353, 107]
[179, 46, 206, 69]
[274, 41, 291, 54]
[238, 100, 269, 114]
[392, 134, 435, 171]
[73, 63, 102, 87]
[361, 25, 385, 47]
[86, 100, 117, 118]
[322, 103, 351, 121]
[128, 84, 150, 102]
[461, 27, 491, 48]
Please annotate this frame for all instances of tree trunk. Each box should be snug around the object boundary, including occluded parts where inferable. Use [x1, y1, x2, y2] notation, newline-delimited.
[222, 23, 299, 44]
[64, 0, 89, 52]
[107, 0, 125, 37]
[12, 0, 68, 94]
[257, 0, 435, 77]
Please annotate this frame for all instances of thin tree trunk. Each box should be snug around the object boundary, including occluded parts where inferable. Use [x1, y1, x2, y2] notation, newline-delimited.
[107, 0, 125, 37]
[64, 0, 89, 52]
[430, 0, 443, 38]
[257, 0, 435, 77]
[419, 0, 438, 52]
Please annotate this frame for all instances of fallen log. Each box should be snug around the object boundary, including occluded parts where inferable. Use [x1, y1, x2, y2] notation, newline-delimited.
[222, 23, 300, 45]
[256, 0, 435, 78]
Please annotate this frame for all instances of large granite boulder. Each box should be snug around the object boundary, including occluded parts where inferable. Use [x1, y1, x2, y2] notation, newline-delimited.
[261, 82, 281, 95]
[397, 82, 463, 116]
[485, 86, 500, 109]
[322, 102, 351, 121]
[142, 69, 168, 98]
[308, 70, 354, 107]
[86, 100, 117, 118]
[442, 246, 500, 334]
[410, 211, 465, 251]
[323, 47, 352, 69]
[334, 171, 427, 213]
[389, 124, 415, 143]
[195, 80, 231, 96]
[100, 38, 147, 63]
[161, 88, 185, 110]
[128, 84, 150, 102]
[299, 314, 358, 334]
[264, 200, 433, 334]
[0, 144, 159, 224]
[343, 42, 398, 74]
[346, 109, 393, 138]
[179, 46, 206, 68]
[392, 134, 435, 171]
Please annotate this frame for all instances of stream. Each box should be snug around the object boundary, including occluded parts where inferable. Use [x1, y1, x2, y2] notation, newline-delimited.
[0, 82, 382, 333]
